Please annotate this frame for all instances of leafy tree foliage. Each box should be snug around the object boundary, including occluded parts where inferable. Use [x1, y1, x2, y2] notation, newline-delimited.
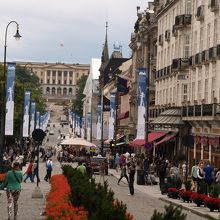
[72, 75, 88, 117]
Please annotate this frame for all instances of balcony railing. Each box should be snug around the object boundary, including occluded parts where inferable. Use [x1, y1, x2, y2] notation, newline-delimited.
[182, 103, 220, 117]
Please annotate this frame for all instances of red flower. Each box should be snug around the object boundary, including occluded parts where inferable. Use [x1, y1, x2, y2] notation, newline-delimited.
[167, 188, 179, 193]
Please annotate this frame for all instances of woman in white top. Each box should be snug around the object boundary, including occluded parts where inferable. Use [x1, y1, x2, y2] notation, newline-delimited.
[196, 161, 204, 193]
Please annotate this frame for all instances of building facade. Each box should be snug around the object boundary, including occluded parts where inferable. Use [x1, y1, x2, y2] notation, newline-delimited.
[17, 61, 90, 102]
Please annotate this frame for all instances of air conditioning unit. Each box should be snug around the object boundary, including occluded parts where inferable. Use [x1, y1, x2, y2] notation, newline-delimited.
[196, 5, 205, 21]
[158, 34, 163, 45]
[165, 30, 171, 41]
[210, 0, 219, 12]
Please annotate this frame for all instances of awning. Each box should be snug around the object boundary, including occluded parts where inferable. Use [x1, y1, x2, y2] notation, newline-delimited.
[117, 111, 129, 120]
[155, 133, 177, 146]
[116, 142, 126, 146]
[129, 131, 167, 147]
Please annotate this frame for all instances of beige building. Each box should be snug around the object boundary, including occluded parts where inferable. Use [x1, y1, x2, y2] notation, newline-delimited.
[17, 61, 89, 102]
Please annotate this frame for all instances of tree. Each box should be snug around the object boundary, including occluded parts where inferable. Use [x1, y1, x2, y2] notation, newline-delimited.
[72, 75, 88, 117]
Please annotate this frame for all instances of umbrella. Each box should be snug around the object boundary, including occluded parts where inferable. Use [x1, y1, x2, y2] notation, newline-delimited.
[60, 138, 96, 147]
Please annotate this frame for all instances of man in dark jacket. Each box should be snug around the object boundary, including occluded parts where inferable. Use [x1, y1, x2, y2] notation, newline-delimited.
[128, 162, 136, 195]
[158, 161, 167, 194]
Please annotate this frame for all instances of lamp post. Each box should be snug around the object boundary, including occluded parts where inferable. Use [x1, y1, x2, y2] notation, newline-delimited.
[0, 21, 21, 165]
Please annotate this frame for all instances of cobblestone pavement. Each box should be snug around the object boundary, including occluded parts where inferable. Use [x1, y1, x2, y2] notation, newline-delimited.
[93, 174, 208, 220]
[0, 160, 62, 220]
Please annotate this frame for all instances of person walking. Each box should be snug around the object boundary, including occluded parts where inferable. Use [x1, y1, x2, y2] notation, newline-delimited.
[44, 158, 53, 182]
[118, 163, 129, 185]
[0, 162, 23, 220]
[215, 168, 220, 194]
[24, 160, 34, 183]
[191, 162, 199, 191]
[128, 162, 136, 195]
[115, 153, 120, 172]
[203, 160, 214, 194]
[197, 161, 204, 193]
[157, 161, 167, 194]
[99, 161, 106, 183]
[32, 160, 40, 183]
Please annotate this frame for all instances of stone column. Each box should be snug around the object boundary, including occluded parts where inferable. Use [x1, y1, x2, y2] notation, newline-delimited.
[61, 71, 64, 85]
[193, 142, 196, 159]
[55, 71, 58, 84]
[67, 71, 70, 85]
[208, 144, 211, 161]
[50, 71, 52, 84]
[44, 71, 47, 84]
[201, 143, 204, 160]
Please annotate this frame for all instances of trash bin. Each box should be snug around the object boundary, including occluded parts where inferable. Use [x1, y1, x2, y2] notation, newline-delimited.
[137, 169, 145, 185]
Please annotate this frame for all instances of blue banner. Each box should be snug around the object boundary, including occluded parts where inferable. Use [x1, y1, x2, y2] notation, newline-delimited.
[23, 91, 31, 137]
[136, 68, 147, 140]
[36, 111, 40, 129]
[5, 62, 16, 135]
[30, 101, 36, 137]
[96, 105, 101, 140]
[87, 112, 91, 141]
[108, 93, 116, 140]
[81, 117, 85, 138]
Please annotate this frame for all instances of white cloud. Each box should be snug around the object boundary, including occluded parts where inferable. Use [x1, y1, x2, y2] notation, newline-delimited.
[0, 0, 148, 63]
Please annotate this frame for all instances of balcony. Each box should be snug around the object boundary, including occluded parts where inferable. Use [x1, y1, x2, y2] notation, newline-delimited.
[210, 0, 219, 12]
[195, 53, 202, 65]
[217, 44, 220, 56]
[172, 58, 180, 71]
[174, 14, 192, 29]
[209, 47, 217, 60]
[196, 5, 205, 21]
[182, 103, 220, 119]
[201, 50, 209, 63]
[180, 58, 189, 69]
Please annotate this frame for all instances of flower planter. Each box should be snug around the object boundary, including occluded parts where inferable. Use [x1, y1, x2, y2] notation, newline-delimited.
[204, 197, 220, 212]
[179, 190, 192, 203]
[167, 188, 179, 199]
[191, 192, 206, 207]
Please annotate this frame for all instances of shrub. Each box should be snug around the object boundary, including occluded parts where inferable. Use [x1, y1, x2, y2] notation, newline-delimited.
[151, 204, 187, 220]
[167, 188, 179, 199]
[204, 197, 219, 212]
[179, 190, 192, 202]
[45, 174, 88, 220]
[62, 165, 133, 220]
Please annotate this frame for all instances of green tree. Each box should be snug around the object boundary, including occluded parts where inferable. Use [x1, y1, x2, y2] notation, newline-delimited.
[72, 75, 88, 117]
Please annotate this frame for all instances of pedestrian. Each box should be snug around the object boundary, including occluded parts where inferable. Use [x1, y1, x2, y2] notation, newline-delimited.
[197, 161, 204, 193]
[24, 160, 34, 183]
[99, 161, 106, 183]
[128, 162, 136, 195]
[118, 163, 129, 185]
[32, 160, 40, 182]
[215, 168, 220, 194]
[157, 161, 167, 194]
[114, 153, 120, 172]
[44, 158, 53, 182]
[203, 160, 214, 194]
[0, 162, 23, 220]
[191, 161, 199, 191]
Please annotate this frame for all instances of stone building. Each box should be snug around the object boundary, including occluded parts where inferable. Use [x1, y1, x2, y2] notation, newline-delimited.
[17, 61, 90, 102]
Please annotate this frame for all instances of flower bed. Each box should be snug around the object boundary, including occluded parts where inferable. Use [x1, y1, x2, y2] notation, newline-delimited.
[167, 188, 179, 199]
[45, 174, 88, 220]
[179, 190, 192, 203]
[0, 173, 6, 182]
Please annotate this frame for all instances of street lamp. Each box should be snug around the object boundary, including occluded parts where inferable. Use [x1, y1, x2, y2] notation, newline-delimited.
[0, 21, 21, 165]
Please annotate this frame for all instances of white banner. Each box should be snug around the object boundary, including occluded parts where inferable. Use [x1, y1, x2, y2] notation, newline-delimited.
[5, 62, 16, 135]
[23, 91, 31, 137]
[30, 102, 36, 136]
[108, 93, 116, 140]
[136, 68, 147, 140]
[96, 105, 101, 140]
[87, 112, 91, 141]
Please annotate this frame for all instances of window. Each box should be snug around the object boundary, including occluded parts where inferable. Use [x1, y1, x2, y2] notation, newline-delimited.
[53, 80, 55, 84]
[58, 71, 62, 77]
[205, 79, 208, 102]
[207, 23, 211, 49]
[192, 82, 195, 101]
[200, 27, 204, 52]
[69, 80, 72, 85]
[64, 80, 67, 84]
[47, 70, 50, 76]
[170, 88, 172, 103]
[40, 79, 43, 84]
[185, 0, 191, 14]
[194, 31, 197, 54]
[184, 35, 190, 58]
[183, 84, 187, 102]
[47, 79, 50, 84]
[41, 72, 43, 76]
[52, 71, 56, 77]
[58, 80, 61, 84]
[76, 73, 79, 78]
[64, 71, 67, 77]
[52, 87, 56, 95]
[198, 80, 201, 101]
[69, 71, 73, 77]
[213, 19, 218, 46]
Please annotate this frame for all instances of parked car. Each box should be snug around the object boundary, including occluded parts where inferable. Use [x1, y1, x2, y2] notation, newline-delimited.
[90, 156, 108, 175]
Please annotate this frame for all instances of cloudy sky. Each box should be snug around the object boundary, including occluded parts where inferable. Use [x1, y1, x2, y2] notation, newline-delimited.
[0, 0, 148, 64]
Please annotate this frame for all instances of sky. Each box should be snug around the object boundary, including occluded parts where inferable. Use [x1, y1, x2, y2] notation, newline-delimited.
[0, 0, 148, 64]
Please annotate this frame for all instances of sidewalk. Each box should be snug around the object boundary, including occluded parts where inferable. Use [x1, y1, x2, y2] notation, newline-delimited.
[109, 169, 220, 220]
[0, 158, 62, 220]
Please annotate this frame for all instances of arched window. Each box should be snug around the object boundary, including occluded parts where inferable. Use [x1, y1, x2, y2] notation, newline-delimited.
[57, 87, 61, 95]
[63, 88, 67, 95]
[69, 88, 72, 95]
[52, 87, 56, 95]
[46, 87, 50, 95]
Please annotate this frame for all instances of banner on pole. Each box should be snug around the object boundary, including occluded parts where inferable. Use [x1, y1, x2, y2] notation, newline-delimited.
[5, 62, 16, 135]
[81, 117, 85, 139]
[23, 91, 31, 137]
[108, 93, 116, 140]
[136, 68, 147, 140]
[30, 101, 36, 136]
[36, 112, 40, 129]
[87, 112, 91, 141]
[96, 105, 101, 140]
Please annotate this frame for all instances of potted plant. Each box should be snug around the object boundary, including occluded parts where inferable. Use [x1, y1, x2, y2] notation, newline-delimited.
[179, 190, 192, 203]
[191, 192, 206, 207]
[204, 197, 219, 212]
[167, 188, 179, 199]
